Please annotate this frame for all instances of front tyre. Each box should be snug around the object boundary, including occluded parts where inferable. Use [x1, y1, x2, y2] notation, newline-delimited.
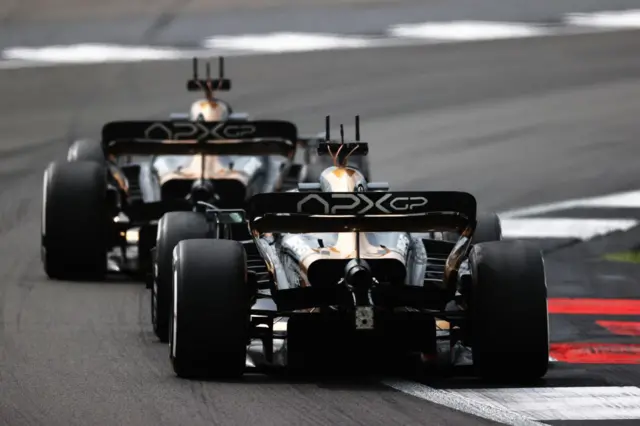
[469, 240, 549, 382]
[169, 239, 250, 379]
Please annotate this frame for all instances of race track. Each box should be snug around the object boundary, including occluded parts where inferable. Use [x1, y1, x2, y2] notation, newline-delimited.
[2, 2, 640, 424]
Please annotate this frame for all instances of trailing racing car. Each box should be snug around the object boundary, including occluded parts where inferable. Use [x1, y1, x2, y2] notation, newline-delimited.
[41, 118, 302, 282]
[157, 116, 550, 381]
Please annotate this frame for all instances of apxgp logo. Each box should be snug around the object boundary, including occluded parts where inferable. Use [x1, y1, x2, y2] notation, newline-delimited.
[296, 193, 428, 215]
[144, 122, 257, 140]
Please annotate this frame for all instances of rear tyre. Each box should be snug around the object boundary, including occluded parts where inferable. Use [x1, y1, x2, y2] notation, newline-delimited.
[443, 212, 502, 243]
[67, 139, 105, 164]
[42, 161, 108, 280]
[473, 212, 502, 244]
[468, 241, 549, 382]
[152, 212, 210, 343]
[170, 239, 249, 379]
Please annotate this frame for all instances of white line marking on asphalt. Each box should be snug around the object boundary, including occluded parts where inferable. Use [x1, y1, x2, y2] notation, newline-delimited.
[383, 380, 548, 425]
[2, 44, 193, 63]
[565, 9, 640, 28]
[202, 32, 376, 52]
[451, 386, 640, 421]
[500, 218, 638, 240]
[388, 21, 552, 41]
[501, 189, 640, 218]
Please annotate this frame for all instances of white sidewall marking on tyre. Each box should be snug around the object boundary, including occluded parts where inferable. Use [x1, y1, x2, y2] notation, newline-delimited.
[171, 253, 179, 359]
[41, 168, 48, 238]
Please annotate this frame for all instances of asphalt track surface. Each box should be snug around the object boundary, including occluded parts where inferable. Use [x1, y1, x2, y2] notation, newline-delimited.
[3, 11, 640, 426]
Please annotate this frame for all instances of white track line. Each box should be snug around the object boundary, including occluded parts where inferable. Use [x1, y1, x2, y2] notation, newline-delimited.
[383, 380, 548, 425]
[2, 44, 191, 63]
[203, 32, 377, 52]
[451, 386, 640, 421]
[565, 9, 640, 28]
[501, 189, 640, 218]
[386, 382, 640, 422]
[501, 218, 638, 240]
[388, 21, 552, 41]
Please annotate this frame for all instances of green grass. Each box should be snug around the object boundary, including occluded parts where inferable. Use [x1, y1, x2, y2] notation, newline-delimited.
[603, 250, 640, 264]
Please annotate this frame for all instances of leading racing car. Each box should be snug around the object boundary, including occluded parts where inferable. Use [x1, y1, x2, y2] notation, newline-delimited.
[41, 117, 304, 283]
[156, 116, 550, 381]
[42, 58, 324, 281]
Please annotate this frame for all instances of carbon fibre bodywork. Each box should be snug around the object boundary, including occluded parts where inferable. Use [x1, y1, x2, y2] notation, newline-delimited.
[208, 167, 473, 370]
[205, 154, 477, 368]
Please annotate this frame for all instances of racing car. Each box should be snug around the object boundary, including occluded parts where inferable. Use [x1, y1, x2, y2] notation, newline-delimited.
[41, 118, 304, 283]
[157, 116, 549, 381]
[42, 58, 320, 280]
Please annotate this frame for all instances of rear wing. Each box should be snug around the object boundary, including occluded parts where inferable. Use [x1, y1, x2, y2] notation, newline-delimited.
[101, 119, 297, 157]
[247, 190, 477, 234]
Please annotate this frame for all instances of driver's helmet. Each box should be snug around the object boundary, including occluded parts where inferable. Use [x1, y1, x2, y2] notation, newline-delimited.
[319, 166, 368, 192]
[189, 99, 230, 121]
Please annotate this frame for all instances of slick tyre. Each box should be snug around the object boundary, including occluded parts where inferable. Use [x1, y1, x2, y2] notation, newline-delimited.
[468, 241, 549, 382]
[67, 139, 105, 164]
[170, 239, 249, 379]
[443, 212, 502, 243]
[473, 212, 502, 244]
[153, 212, 210, 343]
[42, 161, 108, 280]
